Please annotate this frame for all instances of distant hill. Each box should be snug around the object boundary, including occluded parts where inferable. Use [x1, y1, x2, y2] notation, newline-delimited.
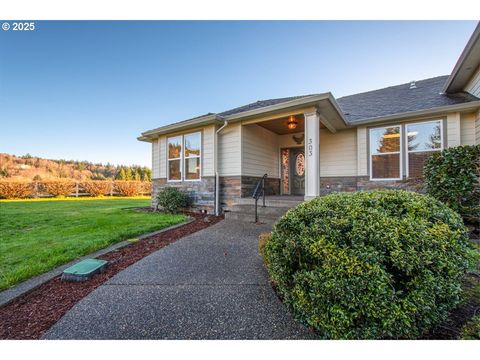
[0, 153, 151, 181]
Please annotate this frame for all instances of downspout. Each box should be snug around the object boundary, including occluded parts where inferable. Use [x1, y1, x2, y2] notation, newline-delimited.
[215, 119, 228, 216]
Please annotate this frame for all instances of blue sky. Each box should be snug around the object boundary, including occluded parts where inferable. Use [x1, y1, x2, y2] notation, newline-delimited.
[0, 20, 477, 167]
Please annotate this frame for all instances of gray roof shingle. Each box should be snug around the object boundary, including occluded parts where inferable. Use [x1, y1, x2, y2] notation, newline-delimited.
[144, 76, 480, 137]
[218, 95, 319, 116]
[336, 75, 478, 122]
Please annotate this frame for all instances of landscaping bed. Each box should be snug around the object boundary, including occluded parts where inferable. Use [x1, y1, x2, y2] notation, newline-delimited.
[0, 212, 223, 340]
[424, 271, 480, 339]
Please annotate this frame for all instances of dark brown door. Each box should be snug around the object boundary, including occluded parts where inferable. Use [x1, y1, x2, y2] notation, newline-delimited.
[289, 148, 305, 195]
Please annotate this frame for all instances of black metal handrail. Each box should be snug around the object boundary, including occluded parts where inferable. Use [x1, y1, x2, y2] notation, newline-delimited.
[252, 174, 267, 222]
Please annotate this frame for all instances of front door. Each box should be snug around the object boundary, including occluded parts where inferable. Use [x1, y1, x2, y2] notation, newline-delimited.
[289, 148, 305, 195]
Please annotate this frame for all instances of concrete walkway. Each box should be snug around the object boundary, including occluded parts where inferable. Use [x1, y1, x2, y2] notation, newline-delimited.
[43, 219, 315, 339]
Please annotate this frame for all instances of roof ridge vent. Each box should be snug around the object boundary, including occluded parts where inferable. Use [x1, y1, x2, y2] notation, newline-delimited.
[409, 80, 417, 89]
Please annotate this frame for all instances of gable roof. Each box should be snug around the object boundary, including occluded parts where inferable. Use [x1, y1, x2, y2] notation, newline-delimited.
[218, 95, 319, 116]
[443, 22, 480, 93]
[336, 76, 478, 123]
[139, 76, 480, 141]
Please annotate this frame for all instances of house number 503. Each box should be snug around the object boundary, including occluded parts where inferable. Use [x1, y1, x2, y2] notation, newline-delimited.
[308, 138, 313, 156]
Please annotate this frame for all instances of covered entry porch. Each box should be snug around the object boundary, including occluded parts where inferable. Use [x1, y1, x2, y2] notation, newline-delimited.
[239, 100, 346, 200]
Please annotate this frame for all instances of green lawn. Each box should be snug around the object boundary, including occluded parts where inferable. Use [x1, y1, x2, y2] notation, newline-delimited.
[0, 198, 186, 291]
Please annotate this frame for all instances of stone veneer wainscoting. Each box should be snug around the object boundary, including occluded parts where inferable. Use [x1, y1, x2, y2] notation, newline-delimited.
[151, 177, 215, 213]
[152, 176, 425, 214]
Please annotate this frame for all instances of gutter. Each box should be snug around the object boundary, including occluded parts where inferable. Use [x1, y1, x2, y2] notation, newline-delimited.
[214, 119, 228, 216]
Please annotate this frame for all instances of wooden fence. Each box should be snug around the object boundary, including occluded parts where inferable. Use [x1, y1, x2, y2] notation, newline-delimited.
[0, 180, 152, 199]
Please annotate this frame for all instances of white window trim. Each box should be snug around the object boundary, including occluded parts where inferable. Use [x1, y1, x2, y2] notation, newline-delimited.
[369, 124, 403, 181]
[183, 131, 202, 182]
[405, 119, 443, 178]
[166, 131, 202, 182]
[167, 135, 183, 182]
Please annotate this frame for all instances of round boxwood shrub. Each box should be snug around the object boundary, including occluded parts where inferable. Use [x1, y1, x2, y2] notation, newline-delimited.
[424, 144, 480, 219]
[263, 190, 474, 339]
[156, 187, 191, 213]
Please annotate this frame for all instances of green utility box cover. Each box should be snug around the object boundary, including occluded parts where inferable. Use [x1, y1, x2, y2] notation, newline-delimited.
[62, 258, 108, 282]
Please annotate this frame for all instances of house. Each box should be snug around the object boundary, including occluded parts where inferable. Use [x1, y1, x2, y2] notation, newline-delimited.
[138, 23, 480, 215]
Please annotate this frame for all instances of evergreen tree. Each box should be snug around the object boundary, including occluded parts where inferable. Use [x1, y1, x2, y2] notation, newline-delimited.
[116, 167, 127, 180]
[124, 167, 133, 181]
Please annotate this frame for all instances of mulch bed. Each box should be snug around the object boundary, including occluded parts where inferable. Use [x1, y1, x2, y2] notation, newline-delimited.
[0, 212, 223, 340]
[424, 271, 480, 339]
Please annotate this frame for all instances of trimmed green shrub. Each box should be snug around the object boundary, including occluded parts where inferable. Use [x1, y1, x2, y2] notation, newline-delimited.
[424, 145, 480, 219]
[156, 187, 190, 213]
[263, 190, 474, 339]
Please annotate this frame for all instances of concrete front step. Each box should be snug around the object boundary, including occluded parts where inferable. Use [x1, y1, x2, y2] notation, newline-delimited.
[225, 203, 299, 223]
[224, 211, 285, 224]
[234, 197, 303, 208]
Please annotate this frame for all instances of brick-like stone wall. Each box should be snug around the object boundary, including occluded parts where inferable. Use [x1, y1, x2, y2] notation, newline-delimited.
[152, 177, 215, 213]
[318, 176, 424, 194]
[320, 176, 358, 194]
[356, 176, 424, 193]
[152, 175, 425, 214]
[240, 176, 280, 198]
[219, 176, 241, 208]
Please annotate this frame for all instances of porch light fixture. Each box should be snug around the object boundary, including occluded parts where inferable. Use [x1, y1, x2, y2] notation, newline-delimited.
[287, 115, 298, 130]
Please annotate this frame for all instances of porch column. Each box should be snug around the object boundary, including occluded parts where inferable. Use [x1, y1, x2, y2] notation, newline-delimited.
[304, 110, 320, 200]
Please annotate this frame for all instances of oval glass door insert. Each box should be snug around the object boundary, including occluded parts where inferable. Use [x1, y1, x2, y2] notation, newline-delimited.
[295, 153, 305, 176]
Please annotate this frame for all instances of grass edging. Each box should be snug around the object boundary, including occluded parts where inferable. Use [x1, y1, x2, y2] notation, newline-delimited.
[0, 217, 194, 308]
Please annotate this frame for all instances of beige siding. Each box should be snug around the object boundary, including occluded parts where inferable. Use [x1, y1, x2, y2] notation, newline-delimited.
[465, 66, 480, 97]
[242, 124, 279, 178]
[202, 125, 215, 177]
[320, 128, 357, 177]
[460, 112, 476, 146]
[158, 136, 167, 178]
[278, 132, 304, 148]
[447, 112, 461, 147]
[218, 122, 242, 176]
[152, 138, 160, 179]
[356, 126, 368, 176]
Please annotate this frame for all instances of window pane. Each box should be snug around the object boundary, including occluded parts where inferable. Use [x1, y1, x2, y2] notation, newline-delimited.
[185, 157, 200, 180]
[168, 159, 181, 180]
[168, 136, 182, 159]
[408, 152, 436, 178]
[407, 121, 441, 151]
[372, 154, 400, 179]
[185, 132, 201, 157]
[370, 127, 400, 154]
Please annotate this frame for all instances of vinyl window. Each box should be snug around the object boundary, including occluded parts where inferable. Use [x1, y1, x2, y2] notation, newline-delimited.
[406, 120, 442, 178]
[369, 125, 402, 180]
[167, 132, 201, 181]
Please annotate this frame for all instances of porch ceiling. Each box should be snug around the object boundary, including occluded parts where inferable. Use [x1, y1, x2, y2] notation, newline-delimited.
[256, 115, 326, 135]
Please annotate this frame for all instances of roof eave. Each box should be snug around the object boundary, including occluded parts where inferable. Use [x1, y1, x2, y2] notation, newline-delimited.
[443, 22, 480, 94]
[347, 100, 480, 126]
[224, 93, 349, 128]
[138, 114, 224, 141]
